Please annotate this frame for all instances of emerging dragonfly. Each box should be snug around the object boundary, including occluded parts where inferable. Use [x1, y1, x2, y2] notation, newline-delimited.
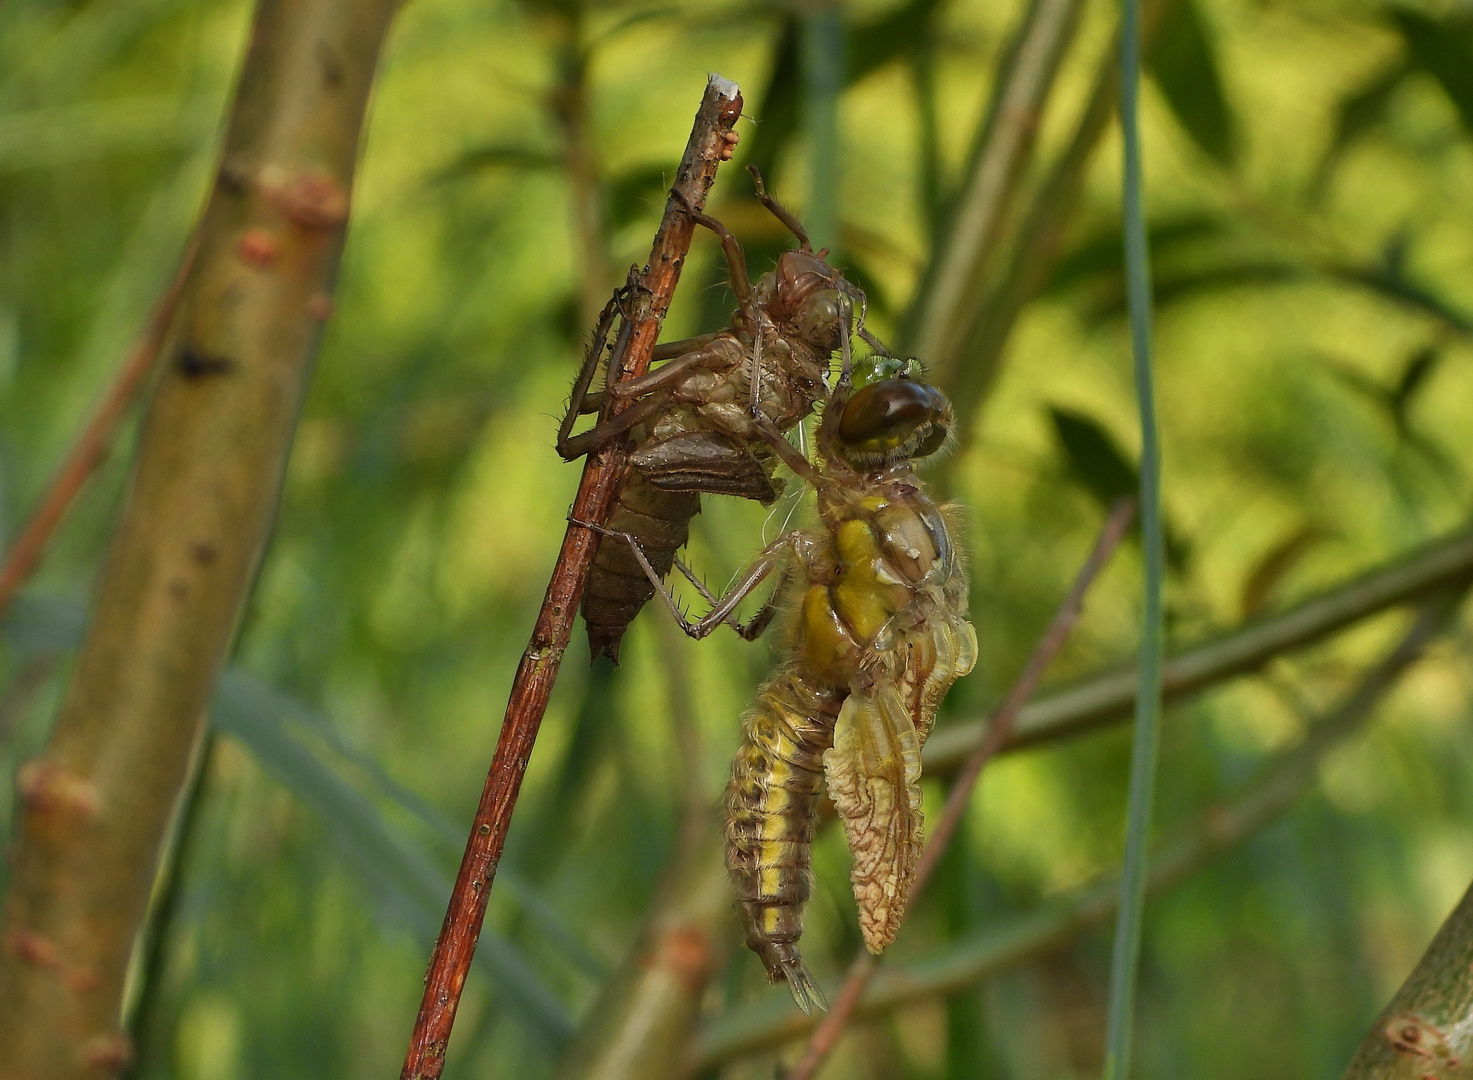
[558, 168, 881, 662]
[594, 352, 977, 1012]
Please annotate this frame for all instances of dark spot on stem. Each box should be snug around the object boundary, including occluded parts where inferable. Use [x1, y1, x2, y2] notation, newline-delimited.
[177, 347, 234, 379]
[189, 542, 218, 566]
[315, 40, 345, 88]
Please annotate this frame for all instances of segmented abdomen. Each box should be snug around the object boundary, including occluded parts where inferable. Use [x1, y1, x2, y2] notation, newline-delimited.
[582, 471, 699, 662]
[724, 668, 843, 1012]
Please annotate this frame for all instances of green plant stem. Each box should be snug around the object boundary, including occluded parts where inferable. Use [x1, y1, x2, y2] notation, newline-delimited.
[549, 9, 614, 334]
[905, 0, 1086, 366]
[801, 3, 843, 258]
[1340, 879, 1473, 1079]
[922, 520, 1473, 774]
[549, 620, 725, 1080]
[1101, 0, 1163, 1069]
[686, 594, 1463, 1071]
[0, 0, 398, 1073]
[941, 0, 1176, 456]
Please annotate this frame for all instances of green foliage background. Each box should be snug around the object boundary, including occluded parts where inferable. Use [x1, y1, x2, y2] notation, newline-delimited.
[2, 0, 1473, 1076]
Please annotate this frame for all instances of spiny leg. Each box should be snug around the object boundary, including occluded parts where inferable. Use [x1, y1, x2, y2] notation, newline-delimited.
[747, 165, 812, 253]
[557, 287, 628, 459]
[673, 556, 788, 641]
[608, 337, 737, 400]
[555, 389, 672, 462]
[570, 516, 793, 640]
[670, 188, 759, 331]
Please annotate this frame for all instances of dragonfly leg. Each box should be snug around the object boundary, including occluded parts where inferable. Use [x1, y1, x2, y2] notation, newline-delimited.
[558, 290, 626, 458]
[752, 415, 825, 489]
[670, 188, 758, 331]
[747, 165, 812, 253]
[673, 556, 789, 641]
[570, 516, 793, 640]
[652, 331, 721, 363]
[749, 322, 765, 420]
[607, 337, 738, 400]
[556, 390, 672, 462]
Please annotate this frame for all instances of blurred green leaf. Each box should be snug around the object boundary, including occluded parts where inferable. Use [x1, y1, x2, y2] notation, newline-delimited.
[1239, 525, 1323, 619]
[1392, 345, 1440, 424]
[607, 163, 671, 231]
[1328, 232, 1472, 334]
[1393, 8, 1473, 134]
[1312, 59, 1410, 195]
[1049, 214, 1226, 294]
[0, 98, 215, 171]
[1050, 406, 1137, 506]
[1049, 407, 1190, 568]
[433, 143, 562, 185]
[1145, 0, 1237, 167]
[744, 15, 801, 185]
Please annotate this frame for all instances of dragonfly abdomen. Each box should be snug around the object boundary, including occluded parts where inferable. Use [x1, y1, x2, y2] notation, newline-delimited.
[582, 472, 699, 662]
[724, 670, 842, 1013]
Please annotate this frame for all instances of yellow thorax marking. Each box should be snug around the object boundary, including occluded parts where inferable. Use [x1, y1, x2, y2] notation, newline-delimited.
[832, 518, 901, 643]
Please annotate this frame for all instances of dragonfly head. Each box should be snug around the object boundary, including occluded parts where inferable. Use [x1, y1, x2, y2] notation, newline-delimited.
[833, 366, 953, 469]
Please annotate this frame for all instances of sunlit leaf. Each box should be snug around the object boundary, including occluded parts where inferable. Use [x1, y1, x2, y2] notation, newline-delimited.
[1049, 408, 1190, 568]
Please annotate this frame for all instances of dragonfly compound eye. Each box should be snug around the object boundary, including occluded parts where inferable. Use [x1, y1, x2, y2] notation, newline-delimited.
[837, 378, 953, 464]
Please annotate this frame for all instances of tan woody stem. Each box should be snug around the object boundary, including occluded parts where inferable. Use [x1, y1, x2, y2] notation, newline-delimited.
[0, 0, 397, 1075]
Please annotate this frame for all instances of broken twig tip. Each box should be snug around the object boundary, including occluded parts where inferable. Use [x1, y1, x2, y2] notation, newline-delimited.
[707, 73, 740, 100]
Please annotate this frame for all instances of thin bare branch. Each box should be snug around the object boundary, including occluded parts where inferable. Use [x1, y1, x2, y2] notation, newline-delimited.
[400, 76, 743, 1080]
[0, 239, 196, 620]
[786, 499, 1136, 1080]
[924, 521, 1473, 773]
[690, 592, 1465, 1071]
[0, 0, 397, 1073]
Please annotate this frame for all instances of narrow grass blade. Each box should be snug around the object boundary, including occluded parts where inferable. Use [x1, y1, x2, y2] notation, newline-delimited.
[1102, 0, 1165, 1073]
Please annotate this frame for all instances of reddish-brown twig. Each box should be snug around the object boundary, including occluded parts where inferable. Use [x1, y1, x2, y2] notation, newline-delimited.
[0, 239, 197, 619]
[399, 75, 743, 1080]
[787, 497, 1137, 1080]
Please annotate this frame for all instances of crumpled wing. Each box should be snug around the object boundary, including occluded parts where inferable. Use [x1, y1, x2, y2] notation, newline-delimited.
[824, 681, 924, 954]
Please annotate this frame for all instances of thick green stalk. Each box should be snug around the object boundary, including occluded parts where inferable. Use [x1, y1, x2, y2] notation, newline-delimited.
[941, 0, 1176, 457]
[1101, 0, 1162, 1070]
[1340, 879, 1473, 1080]
[0, 0, 397, 1075]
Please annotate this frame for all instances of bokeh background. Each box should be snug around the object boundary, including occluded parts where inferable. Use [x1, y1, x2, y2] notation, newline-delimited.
[2, 0, 1473, 1077]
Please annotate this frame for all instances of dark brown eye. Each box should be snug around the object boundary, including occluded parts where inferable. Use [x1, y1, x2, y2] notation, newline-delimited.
[838, 379, 939, 445]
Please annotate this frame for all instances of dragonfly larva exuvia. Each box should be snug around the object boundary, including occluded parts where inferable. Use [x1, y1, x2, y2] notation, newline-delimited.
[557, 167, 885, 663]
